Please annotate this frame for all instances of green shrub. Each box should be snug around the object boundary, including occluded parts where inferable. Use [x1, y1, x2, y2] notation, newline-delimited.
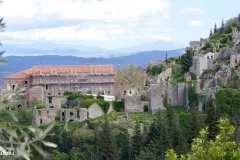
[87, 90, 92, 94]
[36, 103, 46, 109]
[15, 109, 32, 126]
[83, 99, 96, 108]
[190, 72, 197, 81]
[113, 101, 124, 112]
[97, 94, 104, 100]
[97, 100, 110, 114]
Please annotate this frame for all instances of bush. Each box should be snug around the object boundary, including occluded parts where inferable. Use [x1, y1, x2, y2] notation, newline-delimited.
[113, 101, 124, 112]
[97, 94, 104, 100]
[36, 104, 46, 109]
[83, 99, 96, 108]
[87, 90, 92, 94]
[97, 100, 110, 114]
[15, 109, 32, 126]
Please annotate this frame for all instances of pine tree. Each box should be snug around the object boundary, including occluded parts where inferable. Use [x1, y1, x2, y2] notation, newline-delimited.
[205, 99, 220, 140]
[189, 106, 204, 143]
[210, 29, 213, 37]
[214, 23, 217, 33]
[98, 117, 117, 160]
[120, 130, 131, 160]
[221, 19, 224, 33]
[137, 116, 170, 160]
[131, 121, 142, 159]
[166, 107, 188, 154]
[165, 52, 168, 62]
[180, 48, 193, 73]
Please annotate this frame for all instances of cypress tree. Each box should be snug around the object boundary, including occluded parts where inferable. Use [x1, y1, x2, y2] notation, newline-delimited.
[214, 23, 217, 33]
[131, 121, 142, 159]
[221, 19, 224, 33]
[189, 106, 204, 142]
[210, 28, 213, 37]
[166, 107, 187, 154]
[98, 117, 117, 160]
[137, 116, 170, 160]
[120, 130, 131, 160]
[205, 99, 220, 140]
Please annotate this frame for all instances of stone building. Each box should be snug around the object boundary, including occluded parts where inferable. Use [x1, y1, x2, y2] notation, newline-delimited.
[149, 84, 167, 113]
[124, 89, 143, 112]
[32, 107, 59, 126]
[191, 52, 216, 76]
[4, 65, 117, 104]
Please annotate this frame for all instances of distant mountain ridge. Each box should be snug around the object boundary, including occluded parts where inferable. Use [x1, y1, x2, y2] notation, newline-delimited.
[0, 49, 185, 77]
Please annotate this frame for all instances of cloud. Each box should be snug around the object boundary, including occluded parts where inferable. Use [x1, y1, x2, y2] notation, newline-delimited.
[109, 28, 125, 35]
[1, 26, 108, 41]
[164, 28, 173, 31]
[188, 20, 202, 27]
[181, 7, 204, 15]
[150, 36, 173, 42]
[0, 0, 172, 22]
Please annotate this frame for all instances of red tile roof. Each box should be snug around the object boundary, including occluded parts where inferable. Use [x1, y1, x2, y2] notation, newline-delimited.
[5, 69, 31, 79]
[5, 64, 114, 79]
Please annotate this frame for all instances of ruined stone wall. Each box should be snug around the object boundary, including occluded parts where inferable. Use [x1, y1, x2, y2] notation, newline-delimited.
[28, 86, 45, 103]
[88, 103, 103, 118]
[161, 68, 172, 79]
[201, 79, 217, 90]
[79, 108, 88, 121]
[47, 97, 67, 108]
[32, 108, 59, 126]
[171, 84, 179, 106]
[149, 84, 166, 113]
[177, 83, 187, 106]
[124, 90, 143, 112]
[192, 52, 215, 76]
[230, 54, 240, 68]
[60, 109, 77, 123]
[4, 79, 29, 91]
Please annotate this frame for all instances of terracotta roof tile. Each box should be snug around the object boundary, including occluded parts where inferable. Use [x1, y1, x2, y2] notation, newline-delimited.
[31, 64, 114, 74]
[5, 65, 114, 79]
[5, 69, 31, 79]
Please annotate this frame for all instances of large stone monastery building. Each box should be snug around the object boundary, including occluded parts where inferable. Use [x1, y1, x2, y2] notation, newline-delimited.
[4, 65, 117, 104]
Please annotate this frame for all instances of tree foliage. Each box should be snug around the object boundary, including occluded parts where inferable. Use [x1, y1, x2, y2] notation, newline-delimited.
[166, 118, 240, 160]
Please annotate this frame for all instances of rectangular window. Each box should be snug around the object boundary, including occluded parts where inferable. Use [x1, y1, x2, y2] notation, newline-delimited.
[25, 81, 28, 85]
[12, 85, 15, 90]
[46, 85, 48, 90]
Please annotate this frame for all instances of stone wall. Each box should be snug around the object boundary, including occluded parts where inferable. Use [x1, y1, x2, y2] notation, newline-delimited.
[28, 86, 45, 103]
[149, 84, 166, 113]
[47, 97, 67, 108]
[32, 108, 59, 126]
[60, 108, 88, 123]
[124, 90, 143, 112]
[191, 52, 215, 76]
[201, 79, 217, 90]
[230, 54, 240, 68]
[31, 73, 115, 96]
[177, 83, 187, 106]
[88, 103, 103, 118]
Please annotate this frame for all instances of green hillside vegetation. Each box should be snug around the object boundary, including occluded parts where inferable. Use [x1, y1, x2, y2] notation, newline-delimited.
[200, 16, 240, 54]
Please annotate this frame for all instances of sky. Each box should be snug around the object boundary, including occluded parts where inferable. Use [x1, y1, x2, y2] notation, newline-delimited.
[0, 0, 240, 53]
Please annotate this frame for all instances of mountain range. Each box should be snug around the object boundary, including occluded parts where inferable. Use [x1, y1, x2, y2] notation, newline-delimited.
[0, 49, 185, 77]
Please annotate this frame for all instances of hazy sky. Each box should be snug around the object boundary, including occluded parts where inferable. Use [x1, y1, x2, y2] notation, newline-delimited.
[0, 0, 240, 50]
